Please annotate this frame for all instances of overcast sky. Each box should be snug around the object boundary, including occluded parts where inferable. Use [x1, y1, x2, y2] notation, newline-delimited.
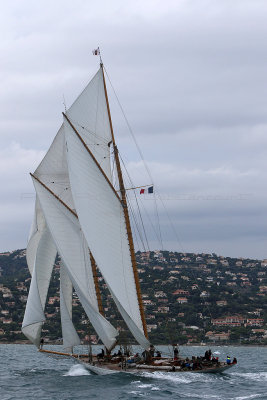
[1, 0, 267, 259]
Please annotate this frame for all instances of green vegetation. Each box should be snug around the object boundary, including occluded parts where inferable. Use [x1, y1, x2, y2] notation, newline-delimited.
[0, 249, 267, 345]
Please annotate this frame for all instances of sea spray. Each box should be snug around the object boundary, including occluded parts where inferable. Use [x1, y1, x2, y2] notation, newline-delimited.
[63, 364, 91, 377]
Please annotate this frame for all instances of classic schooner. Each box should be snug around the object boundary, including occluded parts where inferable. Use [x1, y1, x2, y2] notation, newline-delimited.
[22, 52, 236, 374]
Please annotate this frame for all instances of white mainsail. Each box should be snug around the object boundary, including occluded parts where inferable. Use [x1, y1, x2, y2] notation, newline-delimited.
[33, 177, 118, 350]
[60, 264, 81, 351]
[24, 63, 149, 352]
[22, 226, 57, 346]
[64, 118, 150, 349]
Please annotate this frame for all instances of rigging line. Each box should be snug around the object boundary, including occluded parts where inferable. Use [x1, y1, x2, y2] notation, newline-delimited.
[153, 190, 163, 250]
[138, 196, 162, 249]
[121, 169, 146, 250]
[119, 152, 160, 250]
[156, 204, 214, 323]
[63, 112, 121, 203]
[127, 197, 146, 252]
[128, 205, 143, 252]
[103, 65, 154, 185]
[102, 66, 162, 250]
[122, 169, 147, 250]
[31, 174, 106, 319]
[131, 191, 150, 252]
[157, 192, 185, 253]
[154, 196, 214, 322]
[119, 153, 150, 251]
[117, 148, 160, 251]
[127, 195, 143, 250]
[71, 120, 110, 144]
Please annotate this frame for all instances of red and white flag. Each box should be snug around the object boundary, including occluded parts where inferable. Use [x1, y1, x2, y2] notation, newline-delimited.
[92, 48, 100, 56]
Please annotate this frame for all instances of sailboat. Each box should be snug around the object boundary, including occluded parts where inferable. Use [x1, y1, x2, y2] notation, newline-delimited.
[22, 51, 236, 374]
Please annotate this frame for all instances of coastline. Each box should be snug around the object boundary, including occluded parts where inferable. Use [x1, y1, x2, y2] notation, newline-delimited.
[1, 340, 267, 347]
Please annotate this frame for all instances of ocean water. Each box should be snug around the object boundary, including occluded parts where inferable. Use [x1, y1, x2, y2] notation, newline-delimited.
[1, 344, 267, 400]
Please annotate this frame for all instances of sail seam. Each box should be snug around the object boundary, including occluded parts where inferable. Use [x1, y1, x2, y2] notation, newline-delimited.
[31, 173, 105, 319]
[30, 173, 78, 218]
[63, 112, 121, 203]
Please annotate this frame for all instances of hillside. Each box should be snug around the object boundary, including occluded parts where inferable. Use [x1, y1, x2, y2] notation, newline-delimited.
[0, 249, 267, 345]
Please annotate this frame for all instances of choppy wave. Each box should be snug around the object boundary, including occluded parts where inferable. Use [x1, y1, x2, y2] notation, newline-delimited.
[231, 372, 267, 382]
[1, 345, 267, 400]
[140, 370, 220, 384]
[63, 364, 90, 376]
[233, 395, 263, 400]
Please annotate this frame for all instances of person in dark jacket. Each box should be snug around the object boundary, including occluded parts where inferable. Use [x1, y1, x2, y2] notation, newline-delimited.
[173, 346, 179, 360]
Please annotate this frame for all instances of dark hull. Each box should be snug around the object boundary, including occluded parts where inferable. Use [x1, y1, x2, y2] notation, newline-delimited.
[39, 349, 235, 375]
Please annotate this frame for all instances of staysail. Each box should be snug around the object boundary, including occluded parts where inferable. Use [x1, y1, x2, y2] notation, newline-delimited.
[26, 198, 47, 275]
[22, 226, 57, 346]
[32, 176, 118, 350]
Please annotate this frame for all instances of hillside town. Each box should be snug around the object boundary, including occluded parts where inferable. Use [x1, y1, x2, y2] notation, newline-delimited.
[0, 249, 267, 345]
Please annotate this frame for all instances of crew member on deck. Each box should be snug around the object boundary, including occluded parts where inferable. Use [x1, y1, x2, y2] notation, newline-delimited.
[156, 350, 161, 358]
[97, 348, 105, 359]
[149, 344, 155, 357]
[173, 345, 179, 360]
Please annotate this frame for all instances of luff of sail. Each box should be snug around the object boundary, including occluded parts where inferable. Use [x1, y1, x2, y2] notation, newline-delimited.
[66, 68, 113, 180]
[26, 198, 47, 275]
[22, 226, 57, 346]
[32, 176, 118, 350]
[64, 116, 150, 350]
[60, 263, 81, 351]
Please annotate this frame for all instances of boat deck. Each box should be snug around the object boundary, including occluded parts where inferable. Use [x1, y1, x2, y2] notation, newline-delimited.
[39, 349, 235, 374]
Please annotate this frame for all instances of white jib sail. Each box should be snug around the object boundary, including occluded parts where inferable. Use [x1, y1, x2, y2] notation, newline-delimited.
[22, 226, 57, 346]
[26, 197, 47, 275]
[64, 120, 150, 350]
[33, 177, 118, 350]
[60, 263, 80, 351]
[66, 68, 113, 180]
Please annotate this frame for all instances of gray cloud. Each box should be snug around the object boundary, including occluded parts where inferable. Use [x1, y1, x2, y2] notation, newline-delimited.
[1, 0, 267, 258]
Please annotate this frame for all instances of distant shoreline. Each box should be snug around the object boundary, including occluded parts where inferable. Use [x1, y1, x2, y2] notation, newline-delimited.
[1, 341, 267, 347]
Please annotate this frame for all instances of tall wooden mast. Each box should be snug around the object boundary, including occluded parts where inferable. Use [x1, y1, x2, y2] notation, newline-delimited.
[89, 251, 104, 316]
[100, 63, 148, 339]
